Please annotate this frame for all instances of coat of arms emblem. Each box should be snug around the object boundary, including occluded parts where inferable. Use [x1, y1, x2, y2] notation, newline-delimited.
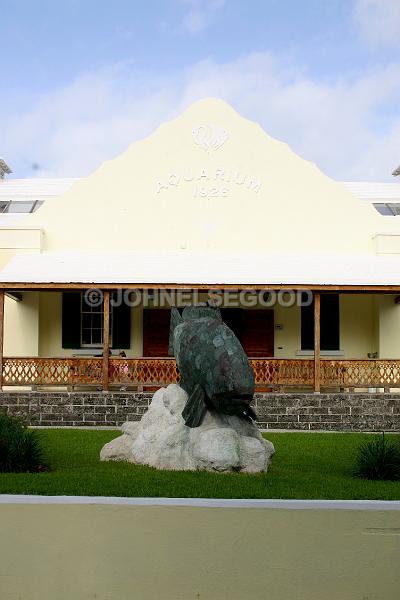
[192, 125, 229, 153]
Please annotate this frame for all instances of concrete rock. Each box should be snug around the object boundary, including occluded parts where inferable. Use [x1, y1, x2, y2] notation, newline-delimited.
[100, 384, 275, 473]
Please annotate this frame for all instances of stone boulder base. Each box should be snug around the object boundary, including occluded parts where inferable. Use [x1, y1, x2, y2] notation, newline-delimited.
[100, 384, 275, 473]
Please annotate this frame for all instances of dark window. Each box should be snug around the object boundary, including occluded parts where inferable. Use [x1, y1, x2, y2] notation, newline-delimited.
[61, 291, 131, 350]
[301, 294, 340, 351]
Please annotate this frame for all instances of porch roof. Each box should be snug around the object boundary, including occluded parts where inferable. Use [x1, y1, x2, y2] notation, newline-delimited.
[1, 250, 400, 289]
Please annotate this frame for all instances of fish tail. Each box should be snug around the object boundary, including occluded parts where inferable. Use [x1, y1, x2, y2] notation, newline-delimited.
[182, 383, 208, 428]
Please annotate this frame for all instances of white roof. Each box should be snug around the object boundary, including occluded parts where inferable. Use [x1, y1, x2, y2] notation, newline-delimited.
[1, 250, 400, 286]
[343, 181, 400, 202]
[0, 178, 79, 201]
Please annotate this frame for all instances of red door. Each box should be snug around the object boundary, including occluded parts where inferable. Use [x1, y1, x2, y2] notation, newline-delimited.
[222, 309, 274, 357]
[241, 310, 274, 357]
[143, 309, 171, 357]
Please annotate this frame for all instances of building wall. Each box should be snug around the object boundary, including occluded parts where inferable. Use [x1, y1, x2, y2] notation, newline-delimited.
[340, 294, 378, 359]
[377, 294, 400, 358]
[38, 292, 68, 357]
[0, 227, 42, 271]
[4, 292, 39, 356]
[273, 302, 300, 357]
[0, 227, 42, 355]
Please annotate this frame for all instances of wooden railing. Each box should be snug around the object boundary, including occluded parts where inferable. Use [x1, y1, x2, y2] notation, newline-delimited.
[108, 358, 179, 387]
[2, 357, 103, 387]
[1, 357, 178, 388]
[250, 358, 314, 388]
[2, 357, 400, 390]
[320, 359, 400, 388]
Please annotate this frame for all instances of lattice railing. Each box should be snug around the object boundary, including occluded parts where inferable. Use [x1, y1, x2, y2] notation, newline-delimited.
[2, 357, 102, 386]
[321, 359, 400, 388]
[250, 359, 314, 387]
[108, 358, 179, 386]
[3, 357, 400, 389]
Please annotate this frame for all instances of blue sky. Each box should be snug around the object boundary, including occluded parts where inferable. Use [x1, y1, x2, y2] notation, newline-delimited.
[1, 0, 399, 180]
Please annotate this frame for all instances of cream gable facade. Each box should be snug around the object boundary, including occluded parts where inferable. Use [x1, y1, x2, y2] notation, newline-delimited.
[6, 98, 385, 253]
[1, 98, 400, 383]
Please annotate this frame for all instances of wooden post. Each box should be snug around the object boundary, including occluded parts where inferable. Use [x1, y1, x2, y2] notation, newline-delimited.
[314, 291, 321, 393]
[102, 290, 110, 391]
[0, 290, 4, 390]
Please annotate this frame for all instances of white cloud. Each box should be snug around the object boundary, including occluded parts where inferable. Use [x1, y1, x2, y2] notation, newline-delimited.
[353, 0, 400, 47]
[179, 0, 226, 34]
[2, 52, 400, 181]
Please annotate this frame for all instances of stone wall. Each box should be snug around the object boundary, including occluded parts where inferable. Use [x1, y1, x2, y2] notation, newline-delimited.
[254, 393, 400, 431]
[0, 392, 153, 427]
[0, 391, 399, 431]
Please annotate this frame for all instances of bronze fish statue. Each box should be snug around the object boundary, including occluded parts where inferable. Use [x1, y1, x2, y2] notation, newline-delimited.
[169, 304, 257, 428]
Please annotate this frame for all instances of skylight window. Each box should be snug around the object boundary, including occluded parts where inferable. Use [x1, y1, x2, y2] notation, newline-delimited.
[0, 200, 44, 214]
[373, 203, 400, 216]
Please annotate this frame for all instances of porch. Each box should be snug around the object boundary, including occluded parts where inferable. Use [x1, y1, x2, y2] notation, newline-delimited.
[1, 284, 400, 393]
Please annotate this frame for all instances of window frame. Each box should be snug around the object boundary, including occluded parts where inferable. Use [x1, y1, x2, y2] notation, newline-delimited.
[80, 292, 113, 348]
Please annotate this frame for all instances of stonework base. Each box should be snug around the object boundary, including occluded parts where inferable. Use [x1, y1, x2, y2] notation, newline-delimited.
[100, 384, 275, 473]
[0, 390, 399, 431]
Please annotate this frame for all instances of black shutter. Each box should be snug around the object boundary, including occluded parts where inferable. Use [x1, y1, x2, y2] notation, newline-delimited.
[301, 293, 340, 351]
[62, 292, 81, 349]
[112, 295, 131, 349]
[321, 294, 340, 351]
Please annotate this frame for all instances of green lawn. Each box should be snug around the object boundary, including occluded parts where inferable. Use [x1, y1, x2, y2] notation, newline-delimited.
[0, 429, 399, 499]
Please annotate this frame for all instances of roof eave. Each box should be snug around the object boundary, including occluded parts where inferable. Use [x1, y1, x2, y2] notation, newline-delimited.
[1, 281, 400, 292]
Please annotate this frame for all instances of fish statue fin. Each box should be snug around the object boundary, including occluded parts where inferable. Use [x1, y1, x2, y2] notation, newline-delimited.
[168, 306, 183, 356]
[182, 383, 208, 428]
[244, 404, 258, 422]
